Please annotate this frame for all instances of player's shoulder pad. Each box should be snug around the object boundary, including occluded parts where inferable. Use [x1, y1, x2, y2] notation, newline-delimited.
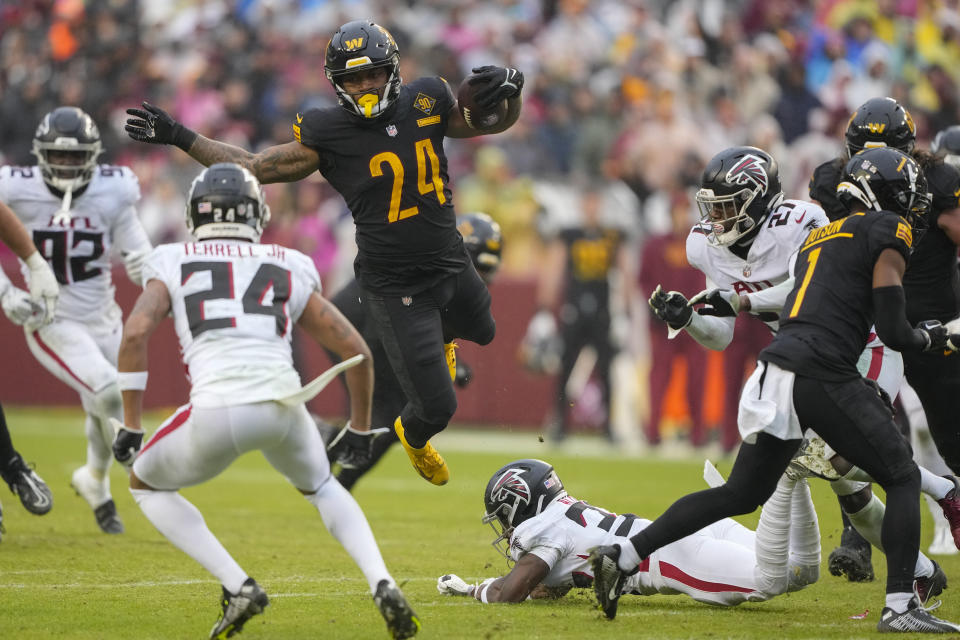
[870, 210, 914, 255]
[685, 223, 711, 268]
[140, 243, 180, 283]
[0, 165, 40, 201]
[925, 160, 960, 212]
[293, 106, 341, 148]
[809, 157, 844, 190]
[97, 165, 141, 204]
[406, 76, 455, 115]
[272, 245, 322, 294]
[781, 199, 829, 232]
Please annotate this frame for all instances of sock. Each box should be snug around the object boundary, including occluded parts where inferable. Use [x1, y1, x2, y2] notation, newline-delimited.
[131, 488, 247, 594]
[919, 467, 954, 500]
[788, 479, 821, 566]
[846, 494, 934, 578]
[0, 403, 16, 467]
[753, 474, 794, 595]
[886, 591, 914, 614]
[84, 415, 112, 476]
[305, 477, 392, 593]
[618, 537, 642, 572]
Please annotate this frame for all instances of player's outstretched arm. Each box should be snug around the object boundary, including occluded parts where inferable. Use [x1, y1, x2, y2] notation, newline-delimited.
[126, 102, 320, 184]
[475, 554, 550, 603]
[297, 293, 374, 431]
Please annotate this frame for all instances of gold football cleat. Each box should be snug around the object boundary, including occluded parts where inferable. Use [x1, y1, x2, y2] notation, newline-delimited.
[394, 417, 449, 486]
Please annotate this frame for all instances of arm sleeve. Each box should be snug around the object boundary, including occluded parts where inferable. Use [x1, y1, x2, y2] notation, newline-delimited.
[681, 275, 735, 350]
[745, 277, 795, 313]
[872, 285, 927, 352]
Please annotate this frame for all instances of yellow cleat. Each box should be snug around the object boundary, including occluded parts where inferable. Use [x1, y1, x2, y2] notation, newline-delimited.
[394, 417, 449, 485]
[444, 341, 458, 382]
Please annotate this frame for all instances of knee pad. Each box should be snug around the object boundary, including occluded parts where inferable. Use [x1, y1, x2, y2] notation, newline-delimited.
[90, 382, 122, 421]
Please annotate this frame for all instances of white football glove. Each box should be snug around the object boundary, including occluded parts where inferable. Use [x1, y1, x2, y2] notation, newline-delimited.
[437, 574, 475, 596]
[25, 251, 58, 327]
[0, 284, 42, 325]
[122, 249, 150, 287]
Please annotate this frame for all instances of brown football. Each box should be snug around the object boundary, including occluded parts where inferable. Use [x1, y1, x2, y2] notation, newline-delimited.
[457, 76, 508, 130]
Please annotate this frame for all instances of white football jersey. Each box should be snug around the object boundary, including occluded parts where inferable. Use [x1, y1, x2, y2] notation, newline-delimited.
[686, 199, 828, 334]
[0, 164, 149, 325]
[142, 240, 320, 407]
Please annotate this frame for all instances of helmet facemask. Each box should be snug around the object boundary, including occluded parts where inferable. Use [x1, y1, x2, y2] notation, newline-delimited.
[328, 61, 401, 119]
[33, 143, 102, 194]
[696, 185, 760, 246]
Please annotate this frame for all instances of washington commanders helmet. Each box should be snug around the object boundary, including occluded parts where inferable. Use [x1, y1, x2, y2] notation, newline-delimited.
[482, 459, 566, 560]
[457, 212, 503, 283]
[844, 97, 916, 158]
[185, 163, 271, 242]
[932, 125, 960, 170]
[695, 146, 784, 246]
[324, 20, 401, 119]
[837, 147, 931, 238]
[32, 106, 103, 193]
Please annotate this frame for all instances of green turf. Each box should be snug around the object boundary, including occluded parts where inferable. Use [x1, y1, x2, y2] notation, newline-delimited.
[1, 406, 957, 639]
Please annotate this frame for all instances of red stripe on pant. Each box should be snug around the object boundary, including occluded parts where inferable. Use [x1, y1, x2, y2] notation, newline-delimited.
[866, 345, 884, 381]
[658, 561, 754, 593]
[140, 405, 192, 455]
[32, 330, 94, 393]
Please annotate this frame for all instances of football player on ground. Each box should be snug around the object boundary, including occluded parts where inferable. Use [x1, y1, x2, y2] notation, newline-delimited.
[320, 212, 503, 491]
[0, 107, 151, 534]
[592, 148, 960, 632]
[646, 145, 960, 586]
[0, 198, 58, 537]
[125, 19, 524, 487]
[437, 458, 823, 606]
[809, 98, 960, 579]
[110, 164, 419, 640]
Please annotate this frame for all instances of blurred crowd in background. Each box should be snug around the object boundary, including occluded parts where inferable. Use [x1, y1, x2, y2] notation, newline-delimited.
[2, 0, 960, 451]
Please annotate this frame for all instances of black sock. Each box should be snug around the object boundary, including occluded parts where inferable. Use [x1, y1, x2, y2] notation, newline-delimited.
[0, 403, 18, 473]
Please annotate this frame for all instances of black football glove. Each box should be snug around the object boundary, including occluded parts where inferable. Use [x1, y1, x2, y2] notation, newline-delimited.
[688, 288, 741, 317]
[125, 102, 198, 151]
[109, 418, 144, 468]
[327, 423, 390, 472]
[649, 285, 693, 330]
[454, 360, 473, 388]
[863, 377, 896, 417]
[917, 319, 950, 352]
[469, 66, 524, 110]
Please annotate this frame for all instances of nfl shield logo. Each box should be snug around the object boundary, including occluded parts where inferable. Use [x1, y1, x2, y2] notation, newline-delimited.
[402, 296, 412, 306]
[386, 125, 398, 137]
[742, 264, 752, 277]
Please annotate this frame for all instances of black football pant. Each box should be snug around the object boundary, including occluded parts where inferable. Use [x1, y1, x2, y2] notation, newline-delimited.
[630, 372, 920, 595]
[903, 350, 960, 473]
[363, 262, 494, 448]
[555, 310, 613, 437]
[0, 402, 16, 469]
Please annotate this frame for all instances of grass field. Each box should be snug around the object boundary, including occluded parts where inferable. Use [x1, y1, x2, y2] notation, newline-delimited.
[1, 407, 958, 640]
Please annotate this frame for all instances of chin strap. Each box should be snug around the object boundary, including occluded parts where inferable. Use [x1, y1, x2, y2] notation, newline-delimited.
[52, 187, 73, 226]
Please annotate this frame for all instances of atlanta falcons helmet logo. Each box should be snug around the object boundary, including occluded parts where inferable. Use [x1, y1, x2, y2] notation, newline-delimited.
[490, 468, 531, 505]
[725, 154, 769, 195]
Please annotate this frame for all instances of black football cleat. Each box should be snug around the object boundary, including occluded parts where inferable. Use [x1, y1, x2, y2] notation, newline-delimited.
[828, 526, 874, 582]
[877, 597, 960, 633]
[2, 453, 52, 515]
[915, 560, 948, 606]
[210, 577, 269, 639]
[590, 545, 628, 620]
[373, 579, 420, 639]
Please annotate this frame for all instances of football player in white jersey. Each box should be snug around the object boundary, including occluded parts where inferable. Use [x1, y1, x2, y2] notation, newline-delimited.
[109, 164, 419, 640]
[0, 198, 58, 536]
[437, 458, 824, 607]
[645, 146, 958, 587]
[0, 107, 152, 534]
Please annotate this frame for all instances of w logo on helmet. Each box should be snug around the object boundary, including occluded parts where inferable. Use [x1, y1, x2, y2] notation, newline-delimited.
[491, 468, 531, 504]
[726, 154, 769, 195]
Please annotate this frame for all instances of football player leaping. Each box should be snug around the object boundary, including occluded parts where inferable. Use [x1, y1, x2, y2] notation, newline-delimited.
[437, 458, 822, 607]
[0, 107, 152, 534]
[644, 146, 959, 591]
[0, 197, 59, 537]
[110, 164, 418, 640]
[126, 19, 524, 487]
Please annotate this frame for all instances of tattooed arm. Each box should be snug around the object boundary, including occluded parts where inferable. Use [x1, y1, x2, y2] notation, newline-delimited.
[186, 138, 321, 185]
[297, 292, 374, 430]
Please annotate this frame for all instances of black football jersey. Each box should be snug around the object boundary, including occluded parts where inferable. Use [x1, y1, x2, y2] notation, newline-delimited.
[560, 227, 621, 315]
[808, 157, 848, 221]
[902, 160, 960, 324]
[760, 211, 913, 381]
[294, 77, 468, 294]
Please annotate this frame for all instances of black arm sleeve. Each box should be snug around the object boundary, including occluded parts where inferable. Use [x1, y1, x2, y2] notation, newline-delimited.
[872, 285, 927, 352]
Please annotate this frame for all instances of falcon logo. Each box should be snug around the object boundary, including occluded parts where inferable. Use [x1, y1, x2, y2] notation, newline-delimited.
[726, 154, 769, 194]
[490, 468, 531, 505]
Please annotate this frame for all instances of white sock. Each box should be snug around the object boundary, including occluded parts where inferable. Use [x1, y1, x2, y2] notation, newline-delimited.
[131, 488, 248, 594]
[305, 477, 392, 593]
[753, 474, 795, 595]
[919, 467, 954, 500]
[84, 415, 112, 476]
[846, 494, 934, 578]
[789, 479, 820, 565]
[886, 591, 914, 613]
[617, 538, 642, 572]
